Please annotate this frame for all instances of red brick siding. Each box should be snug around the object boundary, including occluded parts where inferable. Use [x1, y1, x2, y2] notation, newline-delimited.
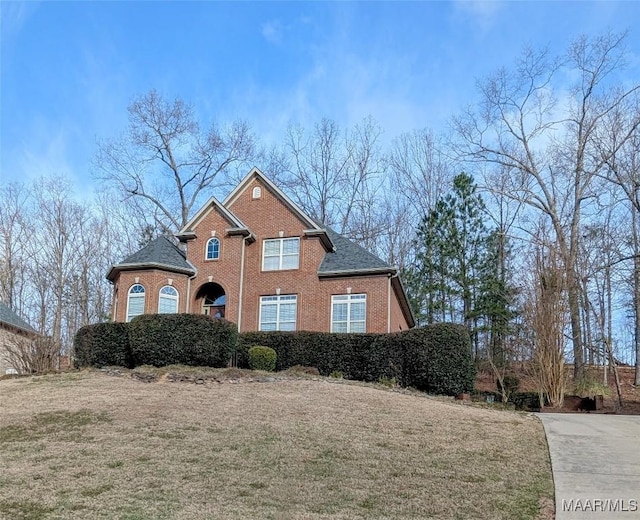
[112, 270, 189, 322]
[185, 204, 245, 322]
[110, 175, 412, 333]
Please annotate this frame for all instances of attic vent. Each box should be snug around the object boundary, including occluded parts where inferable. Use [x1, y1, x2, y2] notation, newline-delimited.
[252, 186, 262, 199]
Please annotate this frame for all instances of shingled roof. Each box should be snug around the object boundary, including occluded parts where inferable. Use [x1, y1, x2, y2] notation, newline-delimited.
[107, 236, 196, 281]
[0, 301, 36, 334]
[318, 227, 395, 276]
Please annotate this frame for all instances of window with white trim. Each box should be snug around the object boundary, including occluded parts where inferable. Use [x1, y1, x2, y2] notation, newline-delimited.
[126, 284, 145, 322]
[331, 294, 366, 333]
[262, 238, 299, 271]
[206, 237, 220, 260]
[158, 285, 179, 314]
[259, 295, 297, 331]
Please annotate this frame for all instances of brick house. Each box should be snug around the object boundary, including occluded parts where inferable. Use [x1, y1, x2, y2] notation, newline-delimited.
[107, 168, 414, 333]
[0, 301, 38, 375]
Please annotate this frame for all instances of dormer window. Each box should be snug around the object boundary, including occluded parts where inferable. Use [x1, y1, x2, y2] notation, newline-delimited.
[206, 237, 220, 260]
[252, 186, 262, 199]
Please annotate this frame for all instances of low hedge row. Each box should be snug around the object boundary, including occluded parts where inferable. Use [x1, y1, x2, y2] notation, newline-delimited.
[74, 317, 474, 396]
[74, 314, 236, 369]
[237, 323, 474, 395]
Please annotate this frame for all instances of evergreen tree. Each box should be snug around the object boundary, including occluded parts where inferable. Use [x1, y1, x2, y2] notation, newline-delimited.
[407, 172, 516, 359]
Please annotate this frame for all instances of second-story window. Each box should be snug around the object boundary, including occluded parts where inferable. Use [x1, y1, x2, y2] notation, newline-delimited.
[262, 237, 299, 271]
[206, 237, 220, 260]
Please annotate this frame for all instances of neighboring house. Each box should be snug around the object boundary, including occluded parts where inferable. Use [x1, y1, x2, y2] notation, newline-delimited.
[107, 167, 415, 333]
[0, 301, 37, 375]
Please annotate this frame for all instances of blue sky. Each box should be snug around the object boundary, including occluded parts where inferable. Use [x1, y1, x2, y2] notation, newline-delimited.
[1, 1, 639, 193]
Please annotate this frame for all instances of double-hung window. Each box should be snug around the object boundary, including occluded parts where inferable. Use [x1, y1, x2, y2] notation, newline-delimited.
[331, 294, 366, 333]
[259, 295, 297, 331]
[262, 238, 299, 271]
[126, 284, 145, 322]
[158, 286, 179, 314]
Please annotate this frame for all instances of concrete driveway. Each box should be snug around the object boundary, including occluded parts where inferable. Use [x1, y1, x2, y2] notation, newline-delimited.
[538, 413, 640, 519]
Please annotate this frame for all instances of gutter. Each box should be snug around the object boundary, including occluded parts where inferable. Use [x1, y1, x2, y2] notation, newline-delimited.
[317, 267, 396, 278]
[107, 262, 196, 282]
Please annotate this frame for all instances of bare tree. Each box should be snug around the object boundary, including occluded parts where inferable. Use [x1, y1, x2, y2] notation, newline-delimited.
[453, 31, 640, 380]
[0, 182, 32, 312]
[525, 239, 568, 408]
[3, 335, 60, 374]
[95, 89, 256, 233]
[283, 117, 388, 254]
[596, 101, 640, 384]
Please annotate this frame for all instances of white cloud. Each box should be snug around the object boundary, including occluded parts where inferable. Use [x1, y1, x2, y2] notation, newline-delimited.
[261, 19, 283, 45]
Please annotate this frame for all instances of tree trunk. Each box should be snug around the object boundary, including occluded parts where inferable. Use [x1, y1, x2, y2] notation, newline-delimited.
[567, 275, 585, 381]
[634, 208, 640, 385]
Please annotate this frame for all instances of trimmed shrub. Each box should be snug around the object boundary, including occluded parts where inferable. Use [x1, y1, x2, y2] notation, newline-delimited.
[74, 322, 132, 368]
[392, 324, 475, 395]
[128, 314, 237, 368]
[237, 324, 473, 396]
[248, 346, 277, 372]
[236, 331, 396, 381]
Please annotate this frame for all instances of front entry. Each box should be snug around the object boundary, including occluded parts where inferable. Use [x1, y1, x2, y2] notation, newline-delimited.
[196, 282, 226, 318]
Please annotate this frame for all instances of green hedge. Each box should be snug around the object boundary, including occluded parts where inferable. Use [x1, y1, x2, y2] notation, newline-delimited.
[396, 324, 475, 395]
[74, 316, 474, 396]
[129, 314, 237, 368]
[236, 331, 392, 382]
[74, 322, 132, 368]
[238, 323, 474, 395]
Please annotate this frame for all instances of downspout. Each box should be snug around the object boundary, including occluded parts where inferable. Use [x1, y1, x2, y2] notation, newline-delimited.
[185, 263, 197, 314]
[237, 236, 247, 332]
[387, 274, 392, 333]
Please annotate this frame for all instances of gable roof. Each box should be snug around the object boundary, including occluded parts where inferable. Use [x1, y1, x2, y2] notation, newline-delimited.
[0, 301, 37, 334]
[224, 167, 335, 251]
[318, 227, 395, 276]
[107, 236, 196, 281]
[176, 196, 254, 243]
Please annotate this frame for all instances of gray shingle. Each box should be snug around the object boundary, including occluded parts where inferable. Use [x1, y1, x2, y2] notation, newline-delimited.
[109, 236, 196, 279]
[0, 301, 36, 334]
[318, 227, 394, 275]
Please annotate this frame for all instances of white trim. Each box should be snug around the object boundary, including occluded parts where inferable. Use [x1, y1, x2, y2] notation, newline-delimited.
[126, 283, 145, 322]
[237, 236, 247, 332]
[158, 285, 179, 314]
[224, 167, 322, 231]
[331, 293, 366, 333]
[387, 276, 391, 333]
[259, 294, 298, 331]
[178, 196, 249, 236]
[262, 237, 300, 271]
[205, 237, 220, 260]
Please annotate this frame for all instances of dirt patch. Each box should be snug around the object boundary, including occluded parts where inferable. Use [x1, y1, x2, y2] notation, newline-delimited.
[476, 365, 640, 415]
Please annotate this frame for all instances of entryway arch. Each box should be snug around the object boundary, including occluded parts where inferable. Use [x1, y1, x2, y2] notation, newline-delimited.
[195, 282, 226, 318]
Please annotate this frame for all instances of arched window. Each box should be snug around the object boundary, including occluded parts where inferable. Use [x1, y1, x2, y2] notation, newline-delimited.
[126, 284, 145, 322]
[158, 285, 179, 314]
[206, 237, 220, 260]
